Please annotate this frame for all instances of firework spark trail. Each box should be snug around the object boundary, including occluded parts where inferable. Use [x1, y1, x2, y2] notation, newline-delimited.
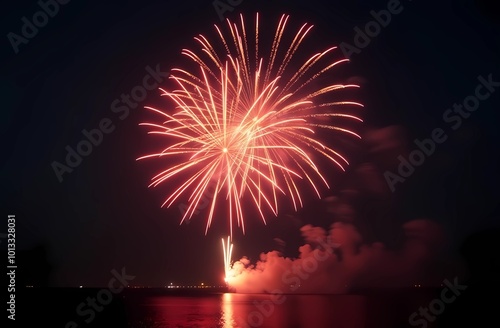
[138, 13, 363, 236]
[222, 236, 233, 283]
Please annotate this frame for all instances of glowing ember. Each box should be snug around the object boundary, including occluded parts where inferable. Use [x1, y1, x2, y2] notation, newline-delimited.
[222, 236, 233, 284]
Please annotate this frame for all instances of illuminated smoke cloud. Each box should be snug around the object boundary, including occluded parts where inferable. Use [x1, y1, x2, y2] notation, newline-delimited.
[227, 126, 447, 293]
[228, 219, 444, 293]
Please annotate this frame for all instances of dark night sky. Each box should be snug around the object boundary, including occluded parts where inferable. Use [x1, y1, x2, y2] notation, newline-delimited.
[1, 0, 499, 287]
